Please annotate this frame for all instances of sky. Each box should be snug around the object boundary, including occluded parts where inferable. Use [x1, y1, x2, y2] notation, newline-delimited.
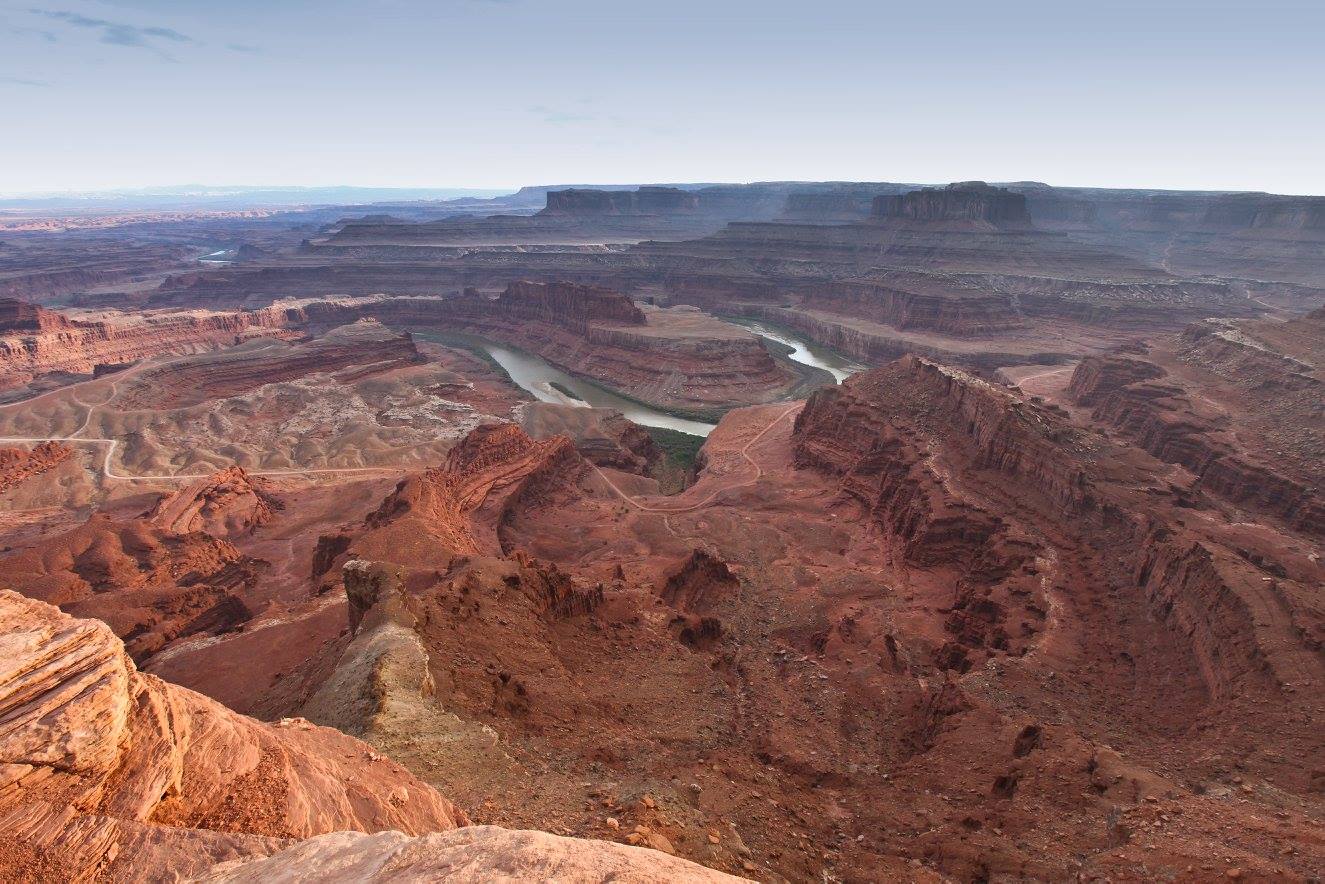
[3, 0, 1324, 196]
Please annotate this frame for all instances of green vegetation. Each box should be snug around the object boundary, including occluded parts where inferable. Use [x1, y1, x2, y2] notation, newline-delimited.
[642, 425, 706, 495]
[403, 328, 517, 386]
[644, 425, 706, 473]
[549, 381, 585, 401]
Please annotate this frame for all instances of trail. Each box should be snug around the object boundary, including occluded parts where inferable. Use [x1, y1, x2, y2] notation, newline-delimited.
[593, 404, 800, 514]
[1158, 236, 1177, 273]
[1013, 365, 1076, 388]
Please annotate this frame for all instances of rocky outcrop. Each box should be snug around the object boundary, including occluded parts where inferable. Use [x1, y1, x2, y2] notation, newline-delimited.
[0, 590, 467, 882]
[521, 403, 664, 475]
[3, 590, 732, 883]
[792, 358, 1060, 667]
[349, 424, 589, 567]
[0, 298, 74, 333]
[0, 513, 262, 662]
[469, 280, 646, 328]
[199, 826, 747, 882]
[796, 357, 1324, 701]
[150, 466, 281, 538]
[1065, 352, 1166, 405]
[873, 182, 1032, 227]
[661, 549, 738, 613]
[0, 441, 73, 494]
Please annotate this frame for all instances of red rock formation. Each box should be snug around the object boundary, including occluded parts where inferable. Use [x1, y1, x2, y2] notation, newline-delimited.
[0, 300, 332, 391]
[1068, 347, 1323, 537]
[0, 590, 466, 881]
[150, 466, 282, 538]
[661, 548, 738, 613]
[520, 403, 665, 475]
[349, 423, 589, 567]
[0, 298, 74, 333]
[0, 514, 262, 662]
[0, 441, 72, 493]
[1, 591, 730, 882]
[117, 319, 420, 409]
[794, 356, 1323, 704]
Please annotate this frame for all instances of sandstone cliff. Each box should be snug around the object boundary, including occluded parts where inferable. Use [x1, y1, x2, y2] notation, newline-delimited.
[1068, 317, 1323, 538]
[0, 299, 336, 391]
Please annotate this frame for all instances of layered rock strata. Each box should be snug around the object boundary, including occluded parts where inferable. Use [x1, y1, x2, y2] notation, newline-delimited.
[793, 356, 1324, 703]
[0, 590, 465, 881]
[116, 319, 421, 409]
[0, 590, 734, 883]
[439, 282, 803, 414]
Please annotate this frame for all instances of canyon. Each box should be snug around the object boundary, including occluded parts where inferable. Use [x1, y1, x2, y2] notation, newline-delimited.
[0, 178, 1320, 882]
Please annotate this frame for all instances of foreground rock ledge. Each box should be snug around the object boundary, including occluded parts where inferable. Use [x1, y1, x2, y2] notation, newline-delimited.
[0, 590, 745, 883]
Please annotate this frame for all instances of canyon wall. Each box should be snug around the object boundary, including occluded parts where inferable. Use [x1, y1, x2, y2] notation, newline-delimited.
[1068, 350, 1323, 537]
[792, 356, 1322, 702]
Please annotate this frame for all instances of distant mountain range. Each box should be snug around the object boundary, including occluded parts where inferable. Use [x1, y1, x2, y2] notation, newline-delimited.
[0, 184, 516, 211]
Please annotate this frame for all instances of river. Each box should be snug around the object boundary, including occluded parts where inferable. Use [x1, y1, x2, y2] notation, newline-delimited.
[728, 318, 862, 383]
[415, 326, 860, 439]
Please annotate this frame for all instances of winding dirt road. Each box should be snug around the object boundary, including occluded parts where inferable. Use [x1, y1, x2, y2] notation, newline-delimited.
[592, 403, 800, 514]
[0, 364, 409, 482]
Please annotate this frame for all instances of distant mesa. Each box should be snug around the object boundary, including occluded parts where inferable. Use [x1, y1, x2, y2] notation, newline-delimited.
[873, 181, 1032, 227]
[539, 186, 700, 216]
[1200, 192, 1325, 231]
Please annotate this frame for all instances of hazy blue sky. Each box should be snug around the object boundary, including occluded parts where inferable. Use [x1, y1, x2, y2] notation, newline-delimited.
[3, 0, 1323, 195]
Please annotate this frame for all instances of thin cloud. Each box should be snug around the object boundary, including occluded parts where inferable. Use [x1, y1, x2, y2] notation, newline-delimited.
[8, 25, 59, 42]
[226, 42, 261, 53]
[0, 76, 52, 87]
[528, 104, 596, 125]
[28, 9, 196, 59]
